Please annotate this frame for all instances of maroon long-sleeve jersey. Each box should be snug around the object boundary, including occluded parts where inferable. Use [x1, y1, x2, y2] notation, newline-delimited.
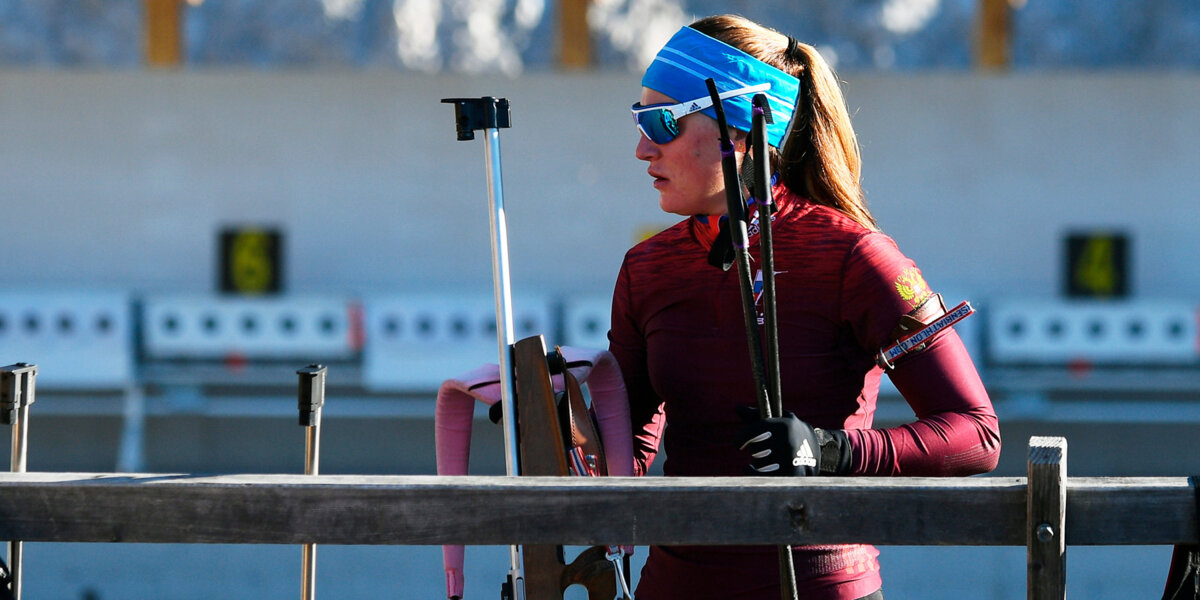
[607, 187, 1000, 600]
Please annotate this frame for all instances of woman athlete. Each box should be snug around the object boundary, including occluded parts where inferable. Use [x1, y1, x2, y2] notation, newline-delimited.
[608, 14, 1001, 600]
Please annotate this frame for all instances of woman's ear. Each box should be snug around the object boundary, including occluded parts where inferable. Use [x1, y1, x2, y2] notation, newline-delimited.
[730, 129, 749, 153]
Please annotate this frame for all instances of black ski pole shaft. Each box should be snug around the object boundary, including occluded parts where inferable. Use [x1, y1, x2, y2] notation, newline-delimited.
[749, 97, 795, 598]
[751, 94, 783, 418]
[704, 79, 772, 421]
[1, 362, 36, 600]
[441, 96, 527, 600]
[297, 364, 326, 600]
[705, 80, 799, 600]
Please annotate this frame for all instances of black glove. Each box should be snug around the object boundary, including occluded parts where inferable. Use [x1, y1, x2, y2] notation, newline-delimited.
[734, 405, 852, 476]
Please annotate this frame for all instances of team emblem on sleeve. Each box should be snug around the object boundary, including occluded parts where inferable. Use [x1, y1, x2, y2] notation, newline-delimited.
[894, 267, 932, 308]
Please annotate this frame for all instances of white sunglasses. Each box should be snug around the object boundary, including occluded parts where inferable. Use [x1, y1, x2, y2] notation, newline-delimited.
[631, 82, 771, 144]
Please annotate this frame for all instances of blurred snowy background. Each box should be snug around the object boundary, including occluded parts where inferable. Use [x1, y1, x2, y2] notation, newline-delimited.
[2, 0, 1199, 73]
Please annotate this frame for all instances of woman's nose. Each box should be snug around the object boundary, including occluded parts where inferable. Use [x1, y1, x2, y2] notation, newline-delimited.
[635, 132, 659, 161]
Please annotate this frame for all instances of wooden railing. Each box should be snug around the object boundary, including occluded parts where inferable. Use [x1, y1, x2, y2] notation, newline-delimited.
[0, 437, 1194, 599]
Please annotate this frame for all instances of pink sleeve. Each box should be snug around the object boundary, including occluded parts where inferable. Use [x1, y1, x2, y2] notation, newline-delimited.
[839, 234, 1001, 477]
[434, 365, 502, 599]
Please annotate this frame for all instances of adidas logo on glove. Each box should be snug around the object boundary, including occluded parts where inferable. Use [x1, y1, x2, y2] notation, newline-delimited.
[793, 439, 817, 468]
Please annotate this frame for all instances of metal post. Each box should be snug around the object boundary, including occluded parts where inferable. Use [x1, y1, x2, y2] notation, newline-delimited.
[441, 96, 526, 600]
[1, 363, 37, 600]
[297, 364, 326, 600]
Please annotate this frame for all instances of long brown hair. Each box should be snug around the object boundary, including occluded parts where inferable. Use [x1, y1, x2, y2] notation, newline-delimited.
[689, 15, 878, 231]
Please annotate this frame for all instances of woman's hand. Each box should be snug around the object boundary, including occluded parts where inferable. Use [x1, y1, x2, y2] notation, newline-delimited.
[734, 405, 851, 476]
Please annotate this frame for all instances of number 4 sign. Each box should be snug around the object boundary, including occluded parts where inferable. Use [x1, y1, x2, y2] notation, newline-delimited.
[1064, 231, 1128, 299]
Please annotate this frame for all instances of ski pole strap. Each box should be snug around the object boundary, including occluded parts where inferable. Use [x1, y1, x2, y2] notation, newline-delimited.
[876, 299, 974, 370]
[606, 546, 634, 600]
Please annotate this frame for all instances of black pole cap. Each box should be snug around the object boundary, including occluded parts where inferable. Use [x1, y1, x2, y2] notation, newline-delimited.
[441, 97, 511, 141]
[296, 364, 327, 427]
[0, 363, 37, 426]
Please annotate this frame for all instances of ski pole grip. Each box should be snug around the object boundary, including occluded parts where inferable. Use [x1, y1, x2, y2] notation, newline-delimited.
[0, 363, 37, 426]
[441, 97, 512, 141]
[296, 364, 327, 427]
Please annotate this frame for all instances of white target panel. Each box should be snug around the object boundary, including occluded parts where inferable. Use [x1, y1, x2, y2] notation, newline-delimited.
[0, 290, 134, 389]
[362, 292, 555, 391]
[141, 294, 359, 361]
[986, 299, 1198, 365]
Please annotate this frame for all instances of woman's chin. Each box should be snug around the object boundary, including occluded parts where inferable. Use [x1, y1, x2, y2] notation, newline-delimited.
[658, 200, 689, 217]
[657, 194, 688, 216]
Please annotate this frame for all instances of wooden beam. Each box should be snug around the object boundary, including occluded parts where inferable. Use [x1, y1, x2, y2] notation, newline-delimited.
[145, 0, 183, 67]
[0, 473, 1026, 546]
[1067, 477, 1200, 545]
[559, 0, 591, 69]
[977, 0, 1011, 70]
[0, 471, 1193, 548]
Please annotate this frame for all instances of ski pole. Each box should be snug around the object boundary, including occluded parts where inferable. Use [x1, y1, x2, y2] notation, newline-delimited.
[441, 96, 526, 600]
[750, 94, 783, 418]
[297, 364, 326, 600]
[705, 80, 799, 600]
[705, 79, 772, 419]
[1, 363, 37, 600]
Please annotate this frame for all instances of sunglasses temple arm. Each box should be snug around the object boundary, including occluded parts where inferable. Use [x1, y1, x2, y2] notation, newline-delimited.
[668, 83, 771, 118]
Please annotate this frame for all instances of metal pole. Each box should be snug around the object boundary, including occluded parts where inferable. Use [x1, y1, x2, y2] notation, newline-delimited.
[297, 364, 326, 600]
[1, 363, 37, 600]
[482, 126, 520, 480]
[441, 97, 526, 600]
[483, 126, 528, 600]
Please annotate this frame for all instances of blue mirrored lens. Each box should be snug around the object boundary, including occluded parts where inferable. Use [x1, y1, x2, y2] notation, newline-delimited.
[636, 108, 679, 144]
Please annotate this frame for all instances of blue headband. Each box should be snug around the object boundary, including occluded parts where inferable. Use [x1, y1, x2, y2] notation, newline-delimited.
[641, 26, 801, 148]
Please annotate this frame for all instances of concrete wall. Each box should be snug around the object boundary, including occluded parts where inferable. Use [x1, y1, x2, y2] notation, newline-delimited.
[2, 69, 1198, 302]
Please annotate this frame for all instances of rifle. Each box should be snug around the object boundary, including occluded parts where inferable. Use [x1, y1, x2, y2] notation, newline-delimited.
[509, 336, 624, 600]
[440, 98, 631, 600]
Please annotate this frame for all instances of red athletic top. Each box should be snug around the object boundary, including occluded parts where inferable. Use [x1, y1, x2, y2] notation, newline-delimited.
[607, 188, 1000, 600]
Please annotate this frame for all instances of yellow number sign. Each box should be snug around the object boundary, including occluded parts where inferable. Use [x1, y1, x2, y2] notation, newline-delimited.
[1065, 232, 1127, 298]
[220, 228, 282, 295]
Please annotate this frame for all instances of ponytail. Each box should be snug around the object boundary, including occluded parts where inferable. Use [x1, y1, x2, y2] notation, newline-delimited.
[690, 15, 878, 231]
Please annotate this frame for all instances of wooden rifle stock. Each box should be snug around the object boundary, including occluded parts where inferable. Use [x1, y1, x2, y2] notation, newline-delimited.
[512, 336, 617, 600]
